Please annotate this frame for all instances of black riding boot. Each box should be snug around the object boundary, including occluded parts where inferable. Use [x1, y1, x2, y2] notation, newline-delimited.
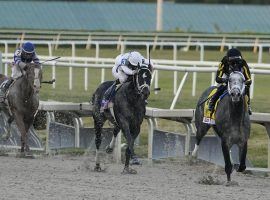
[246, 86, 252, 115]
[208, 85, 226, 112]
[0, 79, 14, 100]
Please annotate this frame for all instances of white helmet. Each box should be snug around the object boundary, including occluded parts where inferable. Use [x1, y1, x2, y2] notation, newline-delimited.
[128, 51, 142, 67]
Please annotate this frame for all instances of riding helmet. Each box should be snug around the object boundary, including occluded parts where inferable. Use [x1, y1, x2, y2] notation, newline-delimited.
[128, 51, 143, 67]
[227, 48, 242, 60]
[22, 42, 35, 54]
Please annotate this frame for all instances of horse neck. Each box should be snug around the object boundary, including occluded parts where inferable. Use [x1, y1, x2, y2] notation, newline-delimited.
[228, 96, 245, 124]
[127, 81, 140, 99]
[19, 75, 35, 98]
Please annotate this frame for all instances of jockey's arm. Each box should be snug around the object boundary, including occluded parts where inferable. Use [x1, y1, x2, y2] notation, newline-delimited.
[121, 65, 136, 75]
[242, 60, 252, 86]
[14, 49, 26, 70]
[32, 53, 40, 64]
[215, 62, 227, 84]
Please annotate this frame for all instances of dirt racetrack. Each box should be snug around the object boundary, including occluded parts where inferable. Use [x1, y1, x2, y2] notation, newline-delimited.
[0, 153, 269, 200]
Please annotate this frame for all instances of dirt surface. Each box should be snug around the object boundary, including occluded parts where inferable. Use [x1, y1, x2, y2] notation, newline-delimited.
[0, 153, 269, 200]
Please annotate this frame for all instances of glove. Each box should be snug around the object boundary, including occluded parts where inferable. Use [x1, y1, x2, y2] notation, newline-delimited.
[18, 61, 27, 70]
[132, 69, 138, 75]
[221, 78, 228, 83]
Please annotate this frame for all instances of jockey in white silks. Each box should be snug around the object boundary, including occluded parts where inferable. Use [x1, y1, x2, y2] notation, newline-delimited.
[101, 51, 144, 110]
[0, 41, 40, 100]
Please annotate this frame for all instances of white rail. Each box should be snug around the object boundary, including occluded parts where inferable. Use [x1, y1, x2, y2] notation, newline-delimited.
[2, 55, 270, 104]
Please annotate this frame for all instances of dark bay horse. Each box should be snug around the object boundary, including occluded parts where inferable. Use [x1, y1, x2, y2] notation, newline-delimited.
[192, 71, 250, 183]
[0, 63, 42, 155]
[91, 65, 152, 174]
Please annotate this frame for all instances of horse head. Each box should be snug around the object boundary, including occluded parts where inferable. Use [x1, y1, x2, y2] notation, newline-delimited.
[135, 64, 152, 100]
[227, 71, 246, 102]
[25, 63, 43, 93]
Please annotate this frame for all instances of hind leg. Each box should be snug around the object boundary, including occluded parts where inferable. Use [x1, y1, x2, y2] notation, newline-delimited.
[192, 123, 210, 157]
[237, 141, 247, 172]
[105, 125, 120, 154]
[221, 139, 233, 182]
[93, 113, 105, 172]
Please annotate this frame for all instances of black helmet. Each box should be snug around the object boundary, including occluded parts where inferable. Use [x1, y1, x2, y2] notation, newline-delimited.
[227, 48, 242, 61]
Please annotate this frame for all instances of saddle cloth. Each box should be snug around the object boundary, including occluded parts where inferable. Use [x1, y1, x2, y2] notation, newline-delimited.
[203, 88, 248, 125]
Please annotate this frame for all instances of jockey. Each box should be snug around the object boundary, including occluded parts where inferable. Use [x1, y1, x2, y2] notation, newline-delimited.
[0, 42, 40, 99]
[208, 48, 252, 115]
[100, 51, 143, 110]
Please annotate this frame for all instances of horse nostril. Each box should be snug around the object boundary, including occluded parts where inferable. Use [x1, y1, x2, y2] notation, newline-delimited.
[237, 93, 240, 97]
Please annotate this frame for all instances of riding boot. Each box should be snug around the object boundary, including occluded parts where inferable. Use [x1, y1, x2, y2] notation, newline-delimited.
[0, 79, 14, 101]
[246, 86, 252, 115]
[208, 85, 226, 113]
[101, 79, 120, 111]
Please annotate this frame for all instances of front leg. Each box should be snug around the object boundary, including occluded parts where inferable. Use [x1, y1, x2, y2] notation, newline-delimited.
[119, 117, 137, 174]
[221, 139, 233, 182]
[13, 113, 27, 153]
[237, 141, 247, 172]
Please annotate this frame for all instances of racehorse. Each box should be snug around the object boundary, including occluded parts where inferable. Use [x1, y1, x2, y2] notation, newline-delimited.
[192, 71, 250, 183]
[91, 64, 152, 174]
[0, 63, 42, 156]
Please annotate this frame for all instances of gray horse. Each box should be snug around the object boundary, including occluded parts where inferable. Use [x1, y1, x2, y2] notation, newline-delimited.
[0, 63, 42, 155]
[192, 71, 250, 182]
[92, 65, 152, 174]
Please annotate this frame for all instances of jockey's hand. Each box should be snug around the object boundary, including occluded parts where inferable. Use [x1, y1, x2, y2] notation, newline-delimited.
[18, 61, 27, 70]
[132, 69, 138, 75]
[222, 77, 229, 83]
[245, 80, 252, 86]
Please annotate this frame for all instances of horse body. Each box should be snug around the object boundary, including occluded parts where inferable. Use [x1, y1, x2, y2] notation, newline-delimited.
[0, 63, 42, 154]
[92, 66, 151, 174]
[192, 72, 250, 182]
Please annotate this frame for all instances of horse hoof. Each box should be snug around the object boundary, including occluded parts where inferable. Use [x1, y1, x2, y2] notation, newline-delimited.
[130, 157, 142, 165]
[105, 146, 113, 154]
[237, 165, 246, 172]
[94, 165, 102, 172]
[17, 152, 34, 159]
[225, 180, 239, 187]
[121, 167, 137, 175]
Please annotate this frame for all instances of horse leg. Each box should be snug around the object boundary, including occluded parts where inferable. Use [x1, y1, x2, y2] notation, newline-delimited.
[23, 120, 33, 154]
[191, 124, 210, 157]
[221, 139, 233, 182]
[13, 113, 27, 153]
[105, 125, 120, 154]
[237, 141, 247, 172]
[1, 114, 13, 140]
[93, 114, 105, 172]
[121, 122, 137, 174]
[130, 128, 141, 165]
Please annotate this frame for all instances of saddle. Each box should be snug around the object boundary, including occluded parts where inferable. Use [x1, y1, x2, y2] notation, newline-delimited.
[203, 88, 227, 125]
[203, 88, 249, 125]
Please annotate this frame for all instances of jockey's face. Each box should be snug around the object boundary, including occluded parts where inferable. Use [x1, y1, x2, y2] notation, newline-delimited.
[21, 50, 34, 61]
[228, 57, 242, 69]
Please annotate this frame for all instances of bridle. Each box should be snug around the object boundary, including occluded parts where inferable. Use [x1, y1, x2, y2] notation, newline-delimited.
[134, 67, 151, 94]
[227, 71, 246, 97]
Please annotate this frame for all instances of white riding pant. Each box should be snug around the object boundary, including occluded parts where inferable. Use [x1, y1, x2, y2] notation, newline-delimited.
[11, 64, 24, 79]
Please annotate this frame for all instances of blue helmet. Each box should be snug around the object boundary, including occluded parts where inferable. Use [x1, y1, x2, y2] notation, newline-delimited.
[22, 42, 35, 54]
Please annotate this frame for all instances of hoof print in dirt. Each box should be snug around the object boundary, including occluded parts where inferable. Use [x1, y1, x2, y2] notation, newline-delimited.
[198, 175, 223, 185]
[121, 167, 137, 175]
